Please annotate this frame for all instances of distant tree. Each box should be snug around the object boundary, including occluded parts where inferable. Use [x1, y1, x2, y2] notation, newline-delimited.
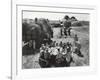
[64, 15, 69, 20]
[71, 16, 75, 19]
[47, 19, 49, 22]
[63, 15, 71, 29]
[71, 16, 77, 21]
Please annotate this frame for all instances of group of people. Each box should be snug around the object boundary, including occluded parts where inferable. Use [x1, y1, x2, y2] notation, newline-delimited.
[39, 34, 84, 68]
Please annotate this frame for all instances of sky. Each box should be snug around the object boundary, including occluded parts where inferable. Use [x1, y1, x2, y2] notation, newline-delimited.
[23, 11, 89, 21]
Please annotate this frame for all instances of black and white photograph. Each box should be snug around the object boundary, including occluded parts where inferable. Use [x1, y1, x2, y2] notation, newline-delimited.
[22, 10, 89, 69]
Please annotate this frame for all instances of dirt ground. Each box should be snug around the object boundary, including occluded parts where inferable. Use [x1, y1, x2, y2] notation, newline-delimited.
[22, 26, 89, 69]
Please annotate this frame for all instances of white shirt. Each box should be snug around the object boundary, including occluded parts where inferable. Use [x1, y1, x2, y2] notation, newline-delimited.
[51, 48, 58, 55]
